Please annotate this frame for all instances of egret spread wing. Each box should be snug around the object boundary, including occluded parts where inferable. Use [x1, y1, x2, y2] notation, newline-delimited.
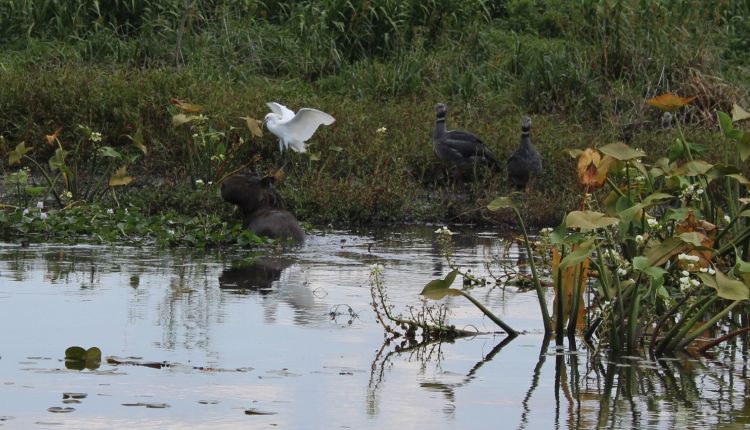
[283, 108, 335, 142]
[266, 102, 296, 121]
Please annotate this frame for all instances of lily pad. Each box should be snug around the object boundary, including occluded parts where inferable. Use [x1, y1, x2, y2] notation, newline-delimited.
[47, 407, 75, 413]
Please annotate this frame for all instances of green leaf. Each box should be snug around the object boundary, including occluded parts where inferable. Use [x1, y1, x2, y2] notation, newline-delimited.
[599, 142, 646, 161]
[109, 166, 133, 187]
[65, 346, 86, 360]
[675, 160, 713, 176]
[633, 256, 666, 280]
[740, 132, 750, 162]
[8, 141, 30, 165]
[645, 237, 689, 267]
[559, 238, 595, 270]
[420, 270, 462, 300]
[128, 127, 148, 155]
[48, 147, 68, 171]
[99, 146, 122, 159]
[565, 210, 619, 230]
[487, 196, 514, 212]
[718, 111, 733, 137]
[713, 271, 749, 301]
[732, 104, 750, 122]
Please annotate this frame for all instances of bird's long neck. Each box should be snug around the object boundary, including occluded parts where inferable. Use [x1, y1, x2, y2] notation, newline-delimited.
[520, 128, 532, 149]
[433, 115, 447, 140]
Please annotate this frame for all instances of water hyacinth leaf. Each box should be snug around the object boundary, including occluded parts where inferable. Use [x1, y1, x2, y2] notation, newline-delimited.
[732, 104, 750, 122]
[559, 238, 595, 270]
[241, 116, 263, 138]
[99, 146, 121, 159]
[646, 93, 696, 111]
[599, 142, 646, 161]
[565, 210, 618, 230]
[420, 270, 461, 300]
[8, 141, 30, 165]
[109, 166, 133, 187]
[487, 196, 514, 211]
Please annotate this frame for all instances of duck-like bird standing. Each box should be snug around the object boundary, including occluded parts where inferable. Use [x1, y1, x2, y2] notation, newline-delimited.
[432, 103, 500, 181]
[264, 102, 335, 153]
[507, 116, 542, 190]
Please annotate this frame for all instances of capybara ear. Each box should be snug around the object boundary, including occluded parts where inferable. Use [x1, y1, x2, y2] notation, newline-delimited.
[261, 175, 276, 188]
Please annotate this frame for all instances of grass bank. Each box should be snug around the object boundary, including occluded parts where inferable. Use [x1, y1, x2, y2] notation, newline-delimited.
[1, 0, 749, 242]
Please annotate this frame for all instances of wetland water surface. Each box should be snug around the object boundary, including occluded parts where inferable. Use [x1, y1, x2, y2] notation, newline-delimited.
[1, 227, 749, 429]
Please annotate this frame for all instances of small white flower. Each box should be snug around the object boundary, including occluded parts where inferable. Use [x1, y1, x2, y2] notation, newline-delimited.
[107, 208, 114, 215]
[678, 253, 699, 263]
[540, 227, 554, 234]
[699, 267, 708, 273]
[36, 201, 43, 209]
[195, 179, 204, 186]
[192, 133, 199, 138]
[371, 263, 384, 272]
[90, 131, 102, 142]
[679, 276, 690, 286]
[208, 181, 213, 186]
[724, 215, 732, 223]
[681, 270, 690, 277]
[618, 268, 628, 276]
[22, 208, 29, 215]
[647, 218, 658, 227]
[708, 267, 716, 275]
[690, 279, 700, 287]
[635, 235, 644, 244]
[167, 229, 175, 235]
[696, 188, 704, 195]
[40, 212, 48, 220]
[376, 126, 387, 134]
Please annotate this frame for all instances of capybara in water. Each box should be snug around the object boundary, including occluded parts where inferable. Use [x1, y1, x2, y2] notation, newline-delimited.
[221, 174, 305, 243]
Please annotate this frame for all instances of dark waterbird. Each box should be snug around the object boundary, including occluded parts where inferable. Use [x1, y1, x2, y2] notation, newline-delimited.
[507, 116, 542, 190]
[432, 103, 500, 182]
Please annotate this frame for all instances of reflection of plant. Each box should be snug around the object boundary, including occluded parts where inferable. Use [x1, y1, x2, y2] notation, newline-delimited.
[489, 95, 750, 355]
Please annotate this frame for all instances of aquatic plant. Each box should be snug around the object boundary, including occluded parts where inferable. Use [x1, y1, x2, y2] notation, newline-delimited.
[489, 95, 750, 355]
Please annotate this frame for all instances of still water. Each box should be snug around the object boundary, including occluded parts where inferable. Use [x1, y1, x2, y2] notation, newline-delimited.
[0, 227, 749, 429]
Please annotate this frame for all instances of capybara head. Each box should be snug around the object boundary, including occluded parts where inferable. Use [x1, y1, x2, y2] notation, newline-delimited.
[220, 174, 284, 217]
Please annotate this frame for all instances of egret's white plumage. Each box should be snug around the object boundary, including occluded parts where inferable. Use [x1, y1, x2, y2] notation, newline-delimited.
[264, 102, 335, 153]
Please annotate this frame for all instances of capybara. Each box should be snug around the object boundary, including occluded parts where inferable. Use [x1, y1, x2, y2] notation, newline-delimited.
[221, 174, 305, 243]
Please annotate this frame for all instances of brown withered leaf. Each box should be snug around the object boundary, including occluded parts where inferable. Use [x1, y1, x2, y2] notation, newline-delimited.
[169, 98, 204, 113]
[646, 93, 696, 112]
[45, 127, 63, 146]
[577, 148, 613, 189]
[675, 210, 716, 270]
[552, 246, 589, 331]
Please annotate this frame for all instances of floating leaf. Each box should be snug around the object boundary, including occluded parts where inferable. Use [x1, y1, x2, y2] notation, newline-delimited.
[47, 407, 75, 413]
[487, 196, 514, 211]
[646, 93, 696, 111]
[169, 98, 204, 113]
[420, 270, 462, 300]
[109, 166, 133, 187]
[565, 210, 619, 231]
[732, 104, 750, 122]
[599, 142, 646, 161]
[8, 141, 30, 165]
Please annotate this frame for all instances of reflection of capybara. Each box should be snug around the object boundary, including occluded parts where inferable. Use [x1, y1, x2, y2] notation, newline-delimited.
[221, 174, 305, 243]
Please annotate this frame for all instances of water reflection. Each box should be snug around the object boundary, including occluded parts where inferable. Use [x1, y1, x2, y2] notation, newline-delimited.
[1, 233, 749, 429]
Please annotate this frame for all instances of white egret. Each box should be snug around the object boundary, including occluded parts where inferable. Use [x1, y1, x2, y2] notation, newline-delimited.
[264, 102, 335, 153]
